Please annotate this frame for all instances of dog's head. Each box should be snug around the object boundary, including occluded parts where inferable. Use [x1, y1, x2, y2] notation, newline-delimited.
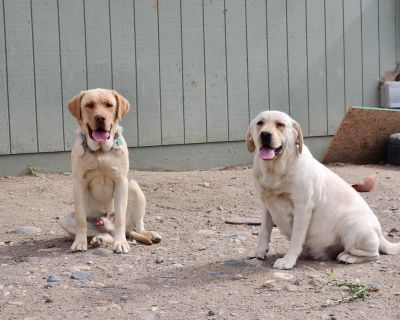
[246, 111, 303, 161]
[68, 88, 130, 143]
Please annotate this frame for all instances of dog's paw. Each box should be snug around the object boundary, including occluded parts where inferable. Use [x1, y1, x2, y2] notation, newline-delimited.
[113, 239, 130, 254]
[273, 257, 296, 270]
[248, 247, 268, 260]
[71, 237, 87, 252]
[145, 231, 162, 244]
[337, 252, 363, 264]
[91, 234, 113, 248]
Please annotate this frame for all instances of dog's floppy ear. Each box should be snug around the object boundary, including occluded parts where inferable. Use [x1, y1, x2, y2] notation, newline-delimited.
[113, 90, 130, 120]
[293, 120, 303, 154]
[246, 125, 255, 153]
[68, 91, 85, 120]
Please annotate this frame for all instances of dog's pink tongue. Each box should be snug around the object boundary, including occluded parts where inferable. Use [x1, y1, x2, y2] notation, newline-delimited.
[92, 130, 110, 142]
[259, 147, 275, 160]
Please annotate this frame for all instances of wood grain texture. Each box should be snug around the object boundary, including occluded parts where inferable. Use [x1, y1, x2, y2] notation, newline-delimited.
[379, 0, 396, 77]
[84, 0, 112, 89]
[0, 0, 10, 154]
[323, 107, 400, 164]
[203, 0, 228, 142]
[361, 0, 380, 107]
[343, 0, 362, 109]
[158, 0, 184, 145]
[4, 0, 37, 154]
[287, 0, 309, 134]
[59, 0, 87, 150]
[110, 0, 138, 147]
[266, 0, 289, 113]
[225, 0, 249, 141]
[32, 0, 64, 152]
[181, 0, 207, 144]
[306, 0, 327, 136]
[325, 0, 345, 135]
[246, 0, 269, 120]
[135, 0, 161, 146]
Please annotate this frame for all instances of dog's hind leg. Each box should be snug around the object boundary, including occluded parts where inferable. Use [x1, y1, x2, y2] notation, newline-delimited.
[126, 180, 161, 245]
[337, 231, 379, 264]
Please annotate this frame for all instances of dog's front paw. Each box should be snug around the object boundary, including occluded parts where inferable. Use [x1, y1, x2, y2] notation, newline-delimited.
[273, 257, 296, 269]
[248, 246, 269, 260]
[71, 236, 87, 252]
[113, 239, 130, 254]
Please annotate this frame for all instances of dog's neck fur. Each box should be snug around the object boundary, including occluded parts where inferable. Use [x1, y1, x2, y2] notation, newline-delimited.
[254, 144, 299, 192]
[77, 124, 123, 156]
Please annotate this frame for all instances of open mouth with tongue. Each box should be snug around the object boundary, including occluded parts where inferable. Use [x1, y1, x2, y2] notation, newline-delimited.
[259, 146, 283, 161]
[87, 124, 111, 142]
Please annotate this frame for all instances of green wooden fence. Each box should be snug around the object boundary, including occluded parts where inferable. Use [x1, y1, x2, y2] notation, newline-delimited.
[0, 0, 399, 174]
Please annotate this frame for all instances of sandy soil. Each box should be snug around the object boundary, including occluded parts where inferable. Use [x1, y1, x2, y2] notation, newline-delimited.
[0, 164, 400, 320]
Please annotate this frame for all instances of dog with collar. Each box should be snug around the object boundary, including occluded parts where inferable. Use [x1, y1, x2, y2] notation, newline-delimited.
[64, 88, 161, 253]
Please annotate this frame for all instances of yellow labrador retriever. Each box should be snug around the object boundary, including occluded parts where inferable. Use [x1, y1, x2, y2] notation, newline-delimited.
[64, 88, 161, 253]
[247, 110, 400, 269]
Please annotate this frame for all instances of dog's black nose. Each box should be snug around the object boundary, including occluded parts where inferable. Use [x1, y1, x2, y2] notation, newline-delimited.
[95, 115, 106, 124]
[260, 131, 272, 146]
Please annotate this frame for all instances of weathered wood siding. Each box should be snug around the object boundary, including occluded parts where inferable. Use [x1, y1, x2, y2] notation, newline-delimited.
[0, 0, 399, 156]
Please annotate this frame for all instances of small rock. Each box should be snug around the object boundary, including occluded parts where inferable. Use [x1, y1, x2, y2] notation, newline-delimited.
[120, 294, 129, 301]
[47, 275, 61, 283]
[207, 310, 216, 316]
[43, 295, 53, 303]
[308, 277, 325, 287]
[138, 313, 155, 320]
[173, 263, 184, 269]
[14, 226, 41, 236]
[155, 257, 164, 264]
[262, 279, 276, 289]
[71, 271, 93, 281]
[394, 292, 400, 296]
[273, 272, 294, 281]
[233, 274, 244, 280]
[93, 248, 113, 256]
[217, 206, 223, 211]
[283, 284, 302, 292]
[200, 182, 210, 188]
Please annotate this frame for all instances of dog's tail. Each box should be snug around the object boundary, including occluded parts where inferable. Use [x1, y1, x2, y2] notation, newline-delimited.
[379, 236, 400, 255]
[128, 231, 153, 246]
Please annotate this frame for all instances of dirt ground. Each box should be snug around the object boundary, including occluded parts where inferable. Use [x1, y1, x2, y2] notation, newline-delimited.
[0, 164, 400, 320]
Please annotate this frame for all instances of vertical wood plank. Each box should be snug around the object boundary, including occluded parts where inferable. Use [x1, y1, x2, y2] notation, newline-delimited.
[0, 0, 10, 154]
[84, 0, 112, 89]
[59, 0, 87, 150]
[203, 0, 228, 142]
[110, 0, 138, 147]
[225, 0, 248, 141]
[361, 0, 379, 107]
[397, 0, 400, 61]
[307, 0, 327, 136]
[181, 0, 207, 144]
[379, 0, 396, 76]
[32, 0, 64, 152]
[325, 0, 345, 135]
[246, 0, 269, 120]
[4, 0, 37, 154]
[287, 0, 309, 134]
[267, 0, 289, 113]
[158, 0, 184, 145]
[343, 0, 362, 109]
[135, 0, 161, 146]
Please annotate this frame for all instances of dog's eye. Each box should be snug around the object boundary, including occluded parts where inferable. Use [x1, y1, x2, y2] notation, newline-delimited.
[257, 120, 264, 126]
[276, 122, 285, 128]
[105, 102, 113, 108]
[86, 103, 94, 109]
